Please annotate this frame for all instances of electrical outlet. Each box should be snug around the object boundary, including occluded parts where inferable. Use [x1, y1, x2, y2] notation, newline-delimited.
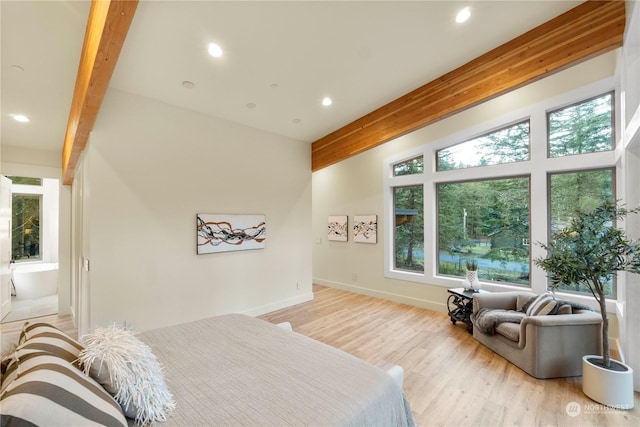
[296, 282, 301, 290]
[352, 273, 358, 281]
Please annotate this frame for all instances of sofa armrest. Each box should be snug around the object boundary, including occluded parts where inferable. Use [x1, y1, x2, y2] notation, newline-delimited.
[522, 310, 602, 327]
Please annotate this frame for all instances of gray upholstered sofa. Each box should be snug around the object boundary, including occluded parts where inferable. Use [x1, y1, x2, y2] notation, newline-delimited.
[472, 291, 602, 379]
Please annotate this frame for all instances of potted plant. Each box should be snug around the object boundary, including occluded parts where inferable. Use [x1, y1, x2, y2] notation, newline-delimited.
[534, 200, 640, 409]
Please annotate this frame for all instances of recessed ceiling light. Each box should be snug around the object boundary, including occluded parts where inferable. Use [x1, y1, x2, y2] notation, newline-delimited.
[182, 80, 195, 89]
[11, 114, 29, 123]
[322, 97, 332, 107]
[456, 7, 471, 24]
[208, 42, 223, 58]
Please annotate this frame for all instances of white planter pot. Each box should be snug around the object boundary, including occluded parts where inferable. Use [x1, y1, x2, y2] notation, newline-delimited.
[582, 355, 634, 410]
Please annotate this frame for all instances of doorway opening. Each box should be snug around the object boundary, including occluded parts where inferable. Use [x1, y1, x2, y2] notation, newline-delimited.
[1, 175, 59, 323]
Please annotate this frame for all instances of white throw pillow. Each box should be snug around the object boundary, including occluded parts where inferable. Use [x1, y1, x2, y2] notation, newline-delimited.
[79, 325, 175, 425]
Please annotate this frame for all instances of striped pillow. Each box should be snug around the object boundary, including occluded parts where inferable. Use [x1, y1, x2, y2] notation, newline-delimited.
[19, 322, 84, 362]
[0, 351, 127, 427]
[525, 293, 559, 316]
[2, 322, 85, 393]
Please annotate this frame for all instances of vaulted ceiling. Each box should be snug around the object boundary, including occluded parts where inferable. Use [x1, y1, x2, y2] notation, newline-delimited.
[0, 1, 625, 184]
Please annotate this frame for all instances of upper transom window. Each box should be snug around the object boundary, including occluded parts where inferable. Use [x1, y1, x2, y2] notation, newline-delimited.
[393, 156, 424, 176]
[436, 121, 530, 171]
[547, 92, 613, 158]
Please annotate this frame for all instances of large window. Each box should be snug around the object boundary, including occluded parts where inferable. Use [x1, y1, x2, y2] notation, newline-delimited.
[392, 156, 425, 272]
[549, 169, 614, 233]
[12, 193, 42, 261]
[437, 177, 530, 284]
[549, 168, 615, 295]
[384, 84, 617, 299]
[8, 176, 46, 261]
[394, 186, 424, 272]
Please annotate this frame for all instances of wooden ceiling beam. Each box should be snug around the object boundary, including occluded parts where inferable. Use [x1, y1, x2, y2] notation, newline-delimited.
[61, 0, 138, 185]
[311, 0, 626, 172]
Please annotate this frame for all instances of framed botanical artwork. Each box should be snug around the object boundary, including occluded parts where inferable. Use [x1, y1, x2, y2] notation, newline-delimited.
[353, 215, 377, 243]
[197, 214, 266, 254]
[327, 215, 348, 242]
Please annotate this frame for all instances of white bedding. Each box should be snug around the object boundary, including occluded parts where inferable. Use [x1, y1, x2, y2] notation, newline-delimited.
[136, 313, 415, 426]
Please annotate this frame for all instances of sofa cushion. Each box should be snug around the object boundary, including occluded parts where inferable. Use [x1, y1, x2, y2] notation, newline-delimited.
[473, 308, 526, 336]
[495, 322, 520, 342]
[516, 294, 532, 312]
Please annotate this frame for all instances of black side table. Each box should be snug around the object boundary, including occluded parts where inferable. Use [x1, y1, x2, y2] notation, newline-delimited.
[447, 287, 489, 333]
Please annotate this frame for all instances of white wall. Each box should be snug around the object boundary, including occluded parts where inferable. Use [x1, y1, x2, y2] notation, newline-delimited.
[623, 142, 640, 391]
[79, 89, 312, 333]
[312, 51, 618, 313]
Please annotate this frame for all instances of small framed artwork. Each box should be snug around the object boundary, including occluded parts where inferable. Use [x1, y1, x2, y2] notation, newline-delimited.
[353, 215, 377, 243]
[197, 214, 266, 254]
[327, 215, 348, 242]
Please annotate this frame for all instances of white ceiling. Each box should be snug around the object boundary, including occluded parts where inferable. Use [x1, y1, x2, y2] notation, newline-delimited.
[2, 0, 583, 155]
[1, 0, 90, 153]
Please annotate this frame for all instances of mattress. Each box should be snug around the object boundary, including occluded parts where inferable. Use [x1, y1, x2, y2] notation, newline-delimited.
[136, 313, 415, 426]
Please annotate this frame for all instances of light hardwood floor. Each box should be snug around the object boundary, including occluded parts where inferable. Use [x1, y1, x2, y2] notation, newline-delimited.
[2, 285, 638, 426]
[1, 313, 77, 355]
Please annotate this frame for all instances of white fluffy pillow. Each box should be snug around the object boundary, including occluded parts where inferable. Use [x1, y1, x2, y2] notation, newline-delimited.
[79, 325, 175, 425]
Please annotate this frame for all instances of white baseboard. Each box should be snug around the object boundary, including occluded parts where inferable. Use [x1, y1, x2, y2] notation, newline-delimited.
[242, 292, 314, 317]
[313, 278, 447, 313]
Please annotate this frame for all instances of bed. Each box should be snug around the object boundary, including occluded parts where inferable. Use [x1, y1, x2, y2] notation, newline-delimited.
[1, 314, 415, 426]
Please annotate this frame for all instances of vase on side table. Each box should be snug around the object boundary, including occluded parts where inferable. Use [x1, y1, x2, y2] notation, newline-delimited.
[464, 269, 480, 292]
